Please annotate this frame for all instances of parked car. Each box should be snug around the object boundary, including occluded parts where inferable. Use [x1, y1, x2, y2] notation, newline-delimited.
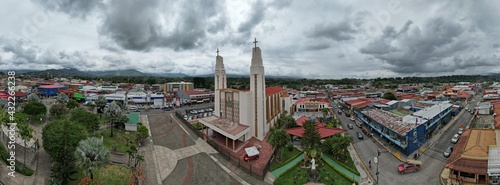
[451, 134, 460, 144]
[398, 160, 422, 174]
[458, 128, 464, 135]
[357, 132, 363, 139]
[443, 146, 453, 157]
[347, 124, 353, 129]
[356, 122, 362, 128]
[350, 117, 355, 121]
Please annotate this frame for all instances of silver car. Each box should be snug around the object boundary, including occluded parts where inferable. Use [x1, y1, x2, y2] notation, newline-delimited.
[451, 134, 460, 144]
[443, 146, 453, 157]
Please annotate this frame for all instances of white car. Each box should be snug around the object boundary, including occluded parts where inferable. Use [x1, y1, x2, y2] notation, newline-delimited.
[350, 117, 355, 121]
[458, 127, 464, 135]
[451, 134, 460, 144]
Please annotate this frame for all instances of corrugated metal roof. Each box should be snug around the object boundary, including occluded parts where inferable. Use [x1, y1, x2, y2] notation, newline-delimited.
[488, 146, 500, 176]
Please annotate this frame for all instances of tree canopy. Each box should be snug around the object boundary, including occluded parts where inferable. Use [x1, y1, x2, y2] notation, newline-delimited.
[50, 103, 67, 118]
[23, 102, 47, 116]
[42, 120, 89, 161]
[301, 120, 321, 149]
[382, 92, 397, 100]
[43, 120, 88, 184]
[70, 108, 100, 132]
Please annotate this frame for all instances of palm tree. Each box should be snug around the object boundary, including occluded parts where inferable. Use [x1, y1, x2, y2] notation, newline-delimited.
[331, 134, 353, 161]
[267, 127, 290, 162]
[322, 108, 330, 118]
[103, 102, 122, 137]
[134, 154, 144, 168]
[126, 145, 137, 167]
[74, 137, 110, 180]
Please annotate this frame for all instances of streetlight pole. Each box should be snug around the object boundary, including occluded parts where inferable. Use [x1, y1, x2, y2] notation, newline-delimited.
[374, 148, 380, 185]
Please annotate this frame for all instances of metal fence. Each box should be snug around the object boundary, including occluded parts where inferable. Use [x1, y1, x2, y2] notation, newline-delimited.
[174, 111, 273, 180]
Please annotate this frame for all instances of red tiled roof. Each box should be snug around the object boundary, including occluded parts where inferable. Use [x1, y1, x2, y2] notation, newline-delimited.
[0, 93, 8, 99]
[39, 85, 65, 89]
[265, 86, 284, 97]
[14, 91, 27, 97]
[457, 92, 471, 99]
[445, 129, 488, 174]
[281, 94, 290, 97]
[353, 101, 372, 109]
[295, 116, 327, 127]
[377, 99, 391, 104]
[286, 127, 346, 139]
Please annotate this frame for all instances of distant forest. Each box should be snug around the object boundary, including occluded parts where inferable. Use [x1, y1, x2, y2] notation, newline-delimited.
[8, 70, 500, 91]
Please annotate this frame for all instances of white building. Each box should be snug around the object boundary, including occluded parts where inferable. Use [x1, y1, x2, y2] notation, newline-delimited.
[127, 91, 166, 107]
[165, 81, 194, 92]
[200, 42, 293, 148]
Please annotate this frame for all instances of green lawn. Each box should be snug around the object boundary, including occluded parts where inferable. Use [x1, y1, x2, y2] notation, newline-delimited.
[99, 116, 108, 125]
[96, 129, 138, 153]
[71, 164, 132, 185]
[273, 159, 351, 185]
[326, 153, 358, 175]
[345, 155, 356, 172]
[270, 147, 301, 171]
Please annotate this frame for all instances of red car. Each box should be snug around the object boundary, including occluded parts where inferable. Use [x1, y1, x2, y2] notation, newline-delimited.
[398, 160, 421, 174]
[244, 154, 259, 162]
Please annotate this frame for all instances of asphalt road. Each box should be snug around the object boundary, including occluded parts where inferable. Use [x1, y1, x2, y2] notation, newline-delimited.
[330, 95, 480, 185]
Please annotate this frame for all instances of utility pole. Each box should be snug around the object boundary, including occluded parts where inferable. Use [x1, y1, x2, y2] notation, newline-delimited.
[374, 148, 380, 185]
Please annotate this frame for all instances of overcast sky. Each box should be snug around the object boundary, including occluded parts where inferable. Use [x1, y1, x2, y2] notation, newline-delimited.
[0, 0, 499, 79]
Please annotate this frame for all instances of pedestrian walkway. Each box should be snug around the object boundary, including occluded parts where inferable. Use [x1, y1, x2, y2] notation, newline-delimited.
[141, 114, 252, 185]
[322, 154, 360, 183]
[271, 153, 304, 178]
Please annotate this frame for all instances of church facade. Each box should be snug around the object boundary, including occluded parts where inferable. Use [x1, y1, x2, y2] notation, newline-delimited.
[199, 39, 293, 149]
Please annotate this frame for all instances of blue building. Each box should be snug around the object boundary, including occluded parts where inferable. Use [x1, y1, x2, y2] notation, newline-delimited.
[37, 85, 67, 97]
[356, 102, 453, 156]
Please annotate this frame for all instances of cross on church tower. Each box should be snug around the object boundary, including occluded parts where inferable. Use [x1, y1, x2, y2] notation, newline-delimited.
[253, 38, 258, 50]
[216, 48, 219, 56]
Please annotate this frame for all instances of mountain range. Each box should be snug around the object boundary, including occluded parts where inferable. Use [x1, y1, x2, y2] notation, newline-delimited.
[1, 68, 299, 78]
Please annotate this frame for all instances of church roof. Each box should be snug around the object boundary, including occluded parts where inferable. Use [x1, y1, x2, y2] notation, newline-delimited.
[265, 86, 284, 97]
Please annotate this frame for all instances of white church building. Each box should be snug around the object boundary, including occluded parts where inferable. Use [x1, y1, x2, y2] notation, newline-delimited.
[199, 39, 294, 150]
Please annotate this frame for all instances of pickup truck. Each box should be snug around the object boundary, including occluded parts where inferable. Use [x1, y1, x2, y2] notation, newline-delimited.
[398, 160, 422, 174]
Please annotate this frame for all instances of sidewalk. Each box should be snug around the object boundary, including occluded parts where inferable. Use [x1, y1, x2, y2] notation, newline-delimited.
[348, 144, 374, 185]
